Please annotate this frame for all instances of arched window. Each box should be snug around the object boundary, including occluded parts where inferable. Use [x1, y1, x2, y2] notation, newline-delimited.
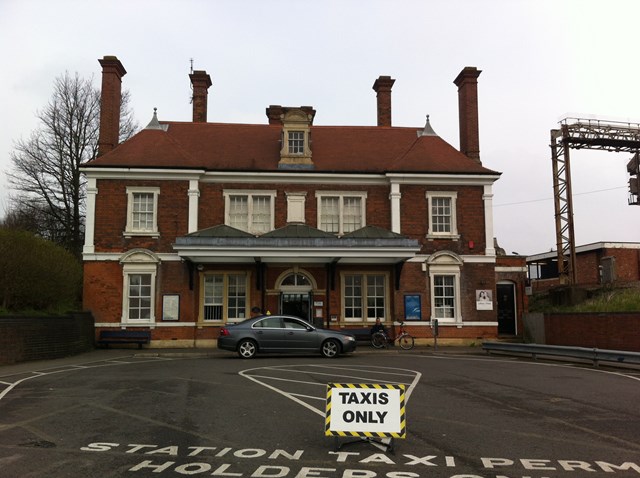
[281, 273, 311, 287]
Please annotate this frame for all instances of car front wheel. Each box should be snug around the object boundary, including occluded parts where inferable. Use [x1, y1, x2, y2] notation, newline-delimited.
[321, 339, 340, 358]
[237, 339, 257, 359]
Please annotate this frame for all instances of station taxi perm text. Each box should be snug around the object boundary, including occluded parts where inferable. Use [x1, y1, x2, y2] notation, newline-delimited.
[80, 443, 640, 474]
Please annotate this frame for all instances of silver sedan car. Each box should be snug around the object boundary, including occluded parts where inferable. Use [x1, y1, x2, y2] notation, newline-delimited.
[217, 315, 357, 358]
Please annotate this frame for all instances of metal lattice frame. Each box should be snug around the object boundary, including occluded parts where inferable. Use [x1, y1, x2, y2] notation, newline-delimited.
[550, 118, 640, 285]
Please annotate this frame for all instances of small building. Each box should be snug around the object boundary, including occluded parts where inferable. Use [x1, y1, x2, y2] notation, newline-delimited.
[81, 55, 528, 347]
[527, 242, 640, 293]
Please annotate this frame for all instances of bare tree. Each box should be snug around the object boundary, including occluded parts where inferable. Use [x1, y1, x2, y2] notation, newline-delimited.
[6, 72, 138, 256]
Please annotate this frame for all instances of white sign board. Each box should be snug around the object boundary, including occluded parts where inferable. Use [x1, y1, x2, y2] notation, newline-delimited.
[325, 383, 406, 438]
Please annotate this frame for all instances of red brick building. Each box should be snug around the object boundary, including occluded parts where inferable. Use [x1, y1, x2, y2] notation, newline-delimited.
[81, 55, 521, 347]
[527, 242, 640, 293]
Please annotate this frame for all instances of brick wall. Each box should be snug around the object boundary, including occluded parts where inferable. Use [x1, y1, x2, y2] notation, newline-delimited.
[544, 312, 640, 352]
[0, 312, 95, 365]
[94, 179, 189, 253]
[531, 247, 640, 291]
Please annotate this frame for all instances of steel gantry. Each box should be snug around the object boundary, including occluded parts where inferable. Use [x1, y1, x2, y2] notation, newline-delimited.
[550, 118, 640, 285]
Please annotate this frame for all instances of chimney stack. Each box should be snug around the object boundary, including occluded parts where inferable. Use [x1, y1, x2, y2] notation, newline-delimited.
[266, 105, 284, 125]
[98, 56, 126, 156]
[372, 76, 395, 127]
[453, 66, 482, 163]
[189, 70, 212, 123]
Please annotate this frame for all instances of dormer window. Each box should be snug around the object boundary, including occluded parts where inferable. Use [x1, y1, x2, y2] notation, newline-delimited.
[268, 107, 315, 169]
[288, 131, 305, 155]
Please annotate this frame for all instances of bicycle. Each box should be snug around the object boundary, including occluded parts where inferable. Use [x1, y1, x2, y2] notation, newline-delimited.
[371, 322, 414, 350]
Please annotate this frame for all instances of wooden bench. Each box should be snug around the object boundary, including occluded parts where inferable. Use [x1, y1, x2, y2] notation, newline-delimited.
[97, 330, 151, 349]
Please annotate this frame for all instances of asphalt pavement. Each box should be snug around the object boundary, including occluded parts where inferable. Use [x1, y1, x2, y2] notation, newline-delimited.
[2, 342, 639, 378]
[0, 344, 484, 376]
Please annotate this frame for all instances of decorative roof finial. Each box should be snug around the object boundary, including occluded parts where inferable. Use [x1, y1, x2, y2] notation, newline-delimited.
[144, 107, 164, 130]
[418, 114, 438, 137]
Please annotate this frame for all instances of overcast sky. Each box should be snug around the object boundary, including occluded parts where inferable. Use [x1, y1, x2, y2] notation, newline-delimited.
[1, 0, 639, 255]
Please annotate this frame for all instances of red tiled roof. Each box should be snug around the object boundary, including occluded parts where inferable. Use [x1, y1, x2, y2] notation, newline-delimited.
[84, 121, 499, 175]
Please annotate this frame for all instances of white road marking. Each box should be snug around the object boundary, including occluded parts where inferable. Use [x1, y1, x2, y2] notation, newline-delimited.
[247, 366, 415, 386]
[418, 354, 640, 382]
[239, 364, 422, 416]
[244, 374, 327, 387]
[0, 357, 178, 402]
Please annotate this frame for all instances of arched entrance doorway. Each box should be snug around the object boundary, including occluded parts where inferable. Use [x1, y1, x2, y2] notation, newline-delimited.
[496, 281, 517, 335]
[278, 271, 314, 324]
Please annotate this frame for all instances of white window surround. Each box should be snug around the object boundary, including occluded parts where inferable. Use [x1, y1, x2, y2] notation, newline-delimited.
[223, 189, 277, 234]
[315, 191, 367, 235]
[125, 187, 160, 237]
[425, 191, 459, 240]
[120, 249, 159, 325]
[427, 251, 463, 325]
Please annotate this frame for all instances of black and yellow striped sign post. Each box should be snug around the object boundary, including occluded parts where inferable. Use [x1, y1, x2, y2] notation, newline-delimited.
[325, 383, 406, 453]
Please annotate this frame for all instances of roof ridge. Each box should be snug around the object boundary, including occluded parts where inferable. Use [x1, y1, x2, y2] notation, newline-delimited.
[162, 121, 423, 130]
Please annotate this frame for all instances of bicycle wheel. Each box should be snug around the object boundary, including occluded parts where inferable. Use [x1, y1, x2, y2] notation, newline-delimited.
[371, 332, 387, 348]
[398, 334, 414, 350]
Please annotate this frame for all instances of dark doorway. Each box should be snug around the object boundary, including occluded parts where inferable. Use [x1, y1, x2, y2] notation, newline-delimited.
[280, 293, 311, 323]
[497, 283, 516, 335]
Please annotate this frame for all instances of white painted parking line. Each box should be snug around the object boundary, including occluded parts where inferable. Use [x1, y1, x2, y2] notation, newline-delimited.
[246, 374, 327, 387]
[289, 393, 326, 401]
[0, 356, 180, 402]
[240, 364, 422, 417]
[417, 353, 640, 382]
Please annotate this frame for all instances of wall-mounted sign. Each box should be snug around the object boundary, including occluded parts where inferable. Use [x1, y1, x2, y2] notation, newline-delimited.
[404, 294, 421, 321]
[476, 289, 493, 310]
[162, 294, 180, 321]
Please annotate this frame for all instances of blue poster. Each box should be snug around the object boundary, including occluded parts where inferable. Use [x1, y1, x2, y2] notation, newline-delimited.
[404, 295, 421, 321]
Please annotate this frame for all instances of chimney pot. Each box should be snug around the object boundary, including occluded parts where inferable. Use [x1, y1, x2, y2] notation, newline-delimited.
[372, 76, 395, 127]
[453, 66, 482, 163]
[98, 56, 127, 156]
[189, 70, 212, 123]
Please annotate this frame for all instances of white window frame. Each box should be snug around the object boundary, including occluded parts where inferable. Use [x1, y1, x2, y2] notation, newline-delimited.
[125, 187, 160, 237]
[428, 268, 462, 324]
[340, 272, 388, 323]
[316, 191, 367, 235]
[223, 190, 276, 234]
[426, 191, 459, 240]
[121, 262, 157, 324]
[288, 130, 305, 155]
[201, 272, 249, 323]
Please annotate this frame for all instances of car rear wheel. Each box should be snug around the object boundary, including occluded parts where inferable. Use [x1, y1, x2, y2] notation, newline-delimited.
[321, 339, 340, 358]
[237, 339, 257, 359]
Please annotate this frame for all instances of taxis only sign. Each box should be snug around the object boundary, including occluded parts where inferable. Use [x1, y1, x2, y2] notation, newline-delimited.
[325, 383, 406, 438]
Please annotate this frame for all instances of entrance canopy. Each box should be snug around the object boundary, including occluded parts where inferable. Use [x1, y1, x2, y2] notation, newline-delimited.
[173, 224, 420, 265]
